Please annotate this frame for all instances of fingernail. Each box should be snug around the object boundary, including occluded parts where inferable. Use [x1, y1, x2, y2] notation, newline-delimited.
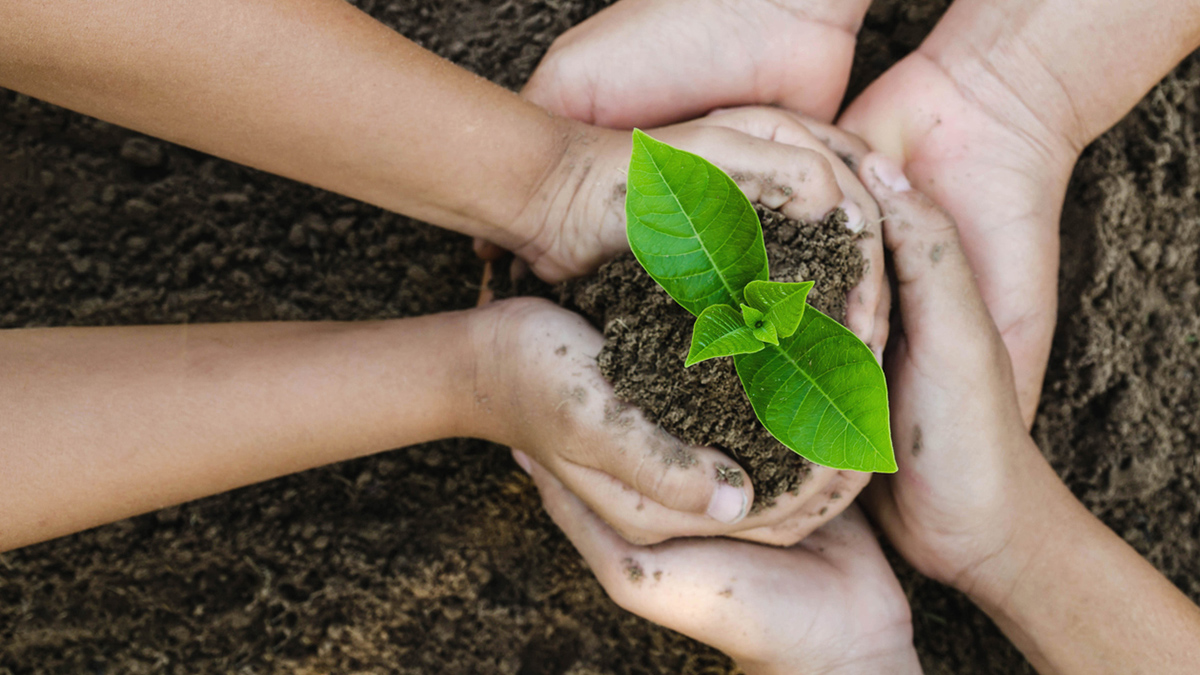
[707, 482, 748, 524]
[873, 155, 912, 193]
[839, 198, 865, 234]
[512, 449, 532, 475]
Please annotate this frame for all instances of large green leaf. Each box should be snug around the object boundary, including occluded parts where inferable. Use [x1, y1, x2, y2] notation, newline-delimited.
[744, 280, 814, 339]
[625, 129, 769, 317]
[685, 305, 765, 367]
[734, 307, 895, 473]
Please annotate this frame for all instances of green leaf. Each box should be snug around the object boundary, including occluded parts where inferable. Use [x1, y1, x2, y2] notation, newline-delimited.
[625, 129, 769, 316]
[734, 307, 895, 473]
[685, 305, 765, 367]
[751, 321, 779, 346]
[744, 280, 814, 339]
[740, 305, 779, 345]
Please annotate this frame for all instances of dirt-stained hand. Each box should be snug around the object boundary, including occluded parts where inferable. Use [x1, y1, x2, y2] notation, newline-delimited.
[470, 298, 873, 547]
[857, 153, 1062, 588]
[520, 451, 922, 675]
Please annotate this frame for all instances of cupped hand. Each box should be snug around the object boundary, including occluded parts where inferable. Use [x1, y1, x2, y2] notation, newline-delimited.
[857, 153, 1066, 590]
[469, 297, 872, 547]
[521, 451, 921, 675]
[521, 107, 889, 355]
[839, 53, 1081, 426]
[523, 0, 871, 127]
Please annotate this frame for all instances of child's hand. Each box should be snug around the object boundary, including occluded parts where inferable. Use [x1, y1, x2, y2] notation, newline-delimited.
[522, 0, 869, 127]
[468, 298, 872, 547]
[857, 153, 1065, 591]
[515, 107, 888, 356]
[521, 452, 922, 675]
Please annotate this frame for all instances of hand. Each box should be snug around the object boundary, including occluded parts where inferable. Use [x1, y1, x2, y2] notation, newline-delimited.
[523, 0, 871, 127]
[839, 53, 1081, 426]
[521, 452, 921, 675]
[519, 107, 889, 355]
[469, 297, 873, 547]
[856, 153, 1066, 590]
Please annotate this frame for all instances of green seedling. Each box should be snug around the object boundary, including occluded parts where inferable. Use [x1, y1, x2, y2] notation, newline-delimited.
[625, 130, 896, 473]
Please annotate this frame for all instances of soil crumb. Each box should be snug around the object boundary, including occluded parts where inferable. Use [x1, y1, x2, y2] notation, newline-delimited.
[561, 206, 865, 508]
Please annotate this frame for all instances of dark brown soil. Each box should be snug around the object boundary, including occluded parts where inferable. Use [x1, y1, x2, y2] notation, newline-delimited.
[561, 207, 863, 508]
[2, 1, 1199, 674]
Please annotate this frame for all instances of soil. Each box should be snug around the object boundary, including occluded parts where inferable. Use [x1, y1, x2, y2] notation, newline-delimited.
[2, 1, 1199, 674]
[559, 207, 864, 508]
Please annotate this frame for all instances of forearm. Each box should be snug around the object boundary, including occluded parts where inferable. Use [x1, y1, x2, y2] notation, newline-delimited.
[921, 0, 1200, 151]
[961, 441, 1200, 674]
[0, 312, 480, 551]
[0, 0, 576, 247]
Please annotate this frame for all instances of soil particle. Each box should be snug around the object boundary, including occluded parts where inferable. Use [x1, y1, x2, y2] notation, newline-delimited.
[561, 205, 865, 508]
[714, 463, 745, 489]
[622, 558, 644, 584]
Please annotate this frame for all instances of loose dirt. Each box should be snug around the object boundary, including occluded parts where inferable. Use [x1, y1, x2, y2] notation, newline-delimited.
[2, 1, 1199, 674]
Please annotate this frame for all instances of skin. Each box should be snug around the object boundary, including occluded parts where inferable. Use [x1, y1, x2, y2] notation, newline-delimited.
[524, 0, 1200, 426]
[527, 155, 1200, 673]
[0, 297, 829, 553]
[0, 0, 887, 546]
[858, 154, 1200, 674]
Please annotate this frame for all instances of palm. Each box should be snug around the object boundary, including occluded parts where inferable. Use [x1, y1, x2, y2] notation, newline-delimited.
[840, 53, 1079, 425]
[523, 0, 861, 127]
[528, 454, 917, 673]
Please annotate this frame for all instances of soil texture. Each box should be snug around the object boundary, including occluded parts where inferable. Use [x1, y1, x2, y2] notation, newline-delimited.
[2, 1, 1200, 674]
[561, 207, 863, 507]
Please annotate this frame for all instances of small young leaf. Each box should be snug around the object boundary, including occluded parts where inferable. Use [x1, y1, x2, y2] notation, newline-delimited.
[734, 306, 895, 473]
[626, 130, 769, 316]
[751, 320, 779, 346]
[740, 304, 778, 345]
[744, 280, 815, 339]
[740, 304, 765, 328]
[685, 305, 766, 367]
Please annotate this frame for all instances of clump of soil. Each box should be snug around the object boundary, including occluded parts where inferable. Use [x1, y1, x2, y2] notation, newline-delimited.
[559, 206, 864, 507]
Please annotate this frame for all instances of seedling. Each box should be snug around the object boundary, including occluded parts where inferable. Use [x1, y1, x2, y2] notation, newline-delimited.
[625, 130, 896, 473]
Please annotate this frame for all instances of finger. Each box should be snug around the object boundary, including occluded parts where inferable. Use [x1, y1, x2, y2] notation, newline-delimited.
[527, 454, 766, 645]
[858, 153, 998, 353]
[666, 125, 845, 225]
[732, 468, 871, 546]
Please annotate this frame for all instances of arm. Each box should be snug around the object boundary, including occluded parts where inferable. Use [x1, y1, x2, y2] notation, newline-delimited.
[0, 312, 478, 551]
[968, 466, 1200, 673]
[857, 154, 1200, 675]
[0, 0, 571, 257]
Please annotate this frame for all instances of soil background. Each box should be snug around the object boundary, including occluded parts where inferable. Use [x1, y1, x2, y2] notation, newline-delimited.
[1, 1, 1198, 674]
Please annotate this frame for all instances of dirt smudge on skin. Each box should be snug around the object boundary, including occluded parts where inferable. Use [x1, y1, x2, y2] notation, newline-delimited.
[623, 558, 645, 584]
[930, 243, 945, 264]
[714, 464, 744, 488]
[555, 344, 568, 356]
[912, 425, 924, 457]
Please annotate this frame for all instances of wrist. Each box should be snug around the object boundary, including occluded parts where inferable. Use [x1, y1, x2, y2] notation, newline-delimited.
[919, 0, 1200, 153]
[916, 3, 1088, 158]
[508, 122, 630, 282]
[949, 441, 1084, 612]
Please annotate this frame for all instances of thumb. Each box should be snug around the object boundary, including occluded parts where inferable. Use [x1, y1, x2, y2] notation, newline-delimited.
[858, 154, 1000, 355]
